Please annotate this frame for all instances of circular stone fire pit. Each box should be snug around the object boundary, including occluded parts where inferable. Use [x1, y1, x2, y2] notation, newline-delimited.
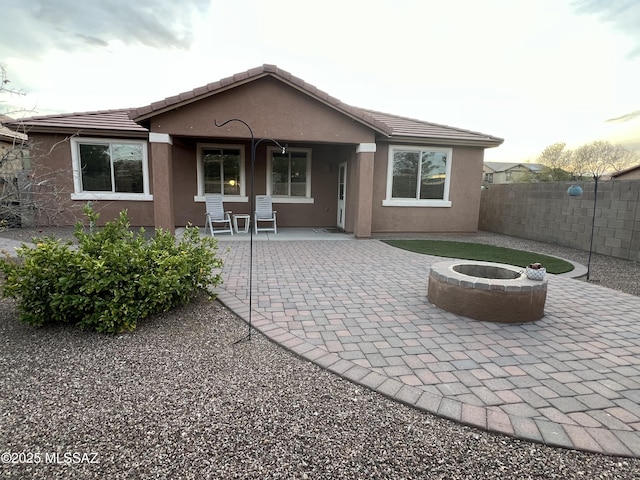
[427, 260, 547, 323]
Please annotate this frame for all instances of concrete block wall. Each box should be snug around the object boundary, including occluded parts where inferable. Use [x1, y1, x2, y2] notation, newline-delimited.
[479, 180, 640, 262]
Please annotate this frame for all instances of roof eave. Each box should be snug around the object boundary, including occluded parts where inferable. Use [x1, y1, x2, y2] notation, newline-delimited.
[0, 131, 28, 142]
[129, 73, 271, 123]
[12, 125, 149, 139]
[380, 135, 504, 148]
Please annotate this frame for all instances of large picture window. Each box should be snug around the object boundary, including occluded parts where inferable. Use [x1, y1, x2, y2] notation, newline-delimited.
[196, 144, 246, 201]
[267, 148, 313, 203]
[71, 138, 150, 200]
[384, 146, 452, 207]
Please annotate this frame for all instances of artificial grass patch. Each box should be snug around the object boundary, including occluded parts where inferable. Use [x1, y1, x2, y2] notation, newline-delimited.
[382, 239, 574, 274]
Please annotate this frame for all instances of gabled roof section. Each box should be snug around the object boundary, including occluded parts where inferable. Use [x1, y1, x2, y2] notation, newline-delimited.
[7, 109, 147, 137]
[128, 64, 392, 135]
[6, 65, 504, 147]
[0, 115, 28, 142]
[484, 162, 518, 172]
[363, 109, 503, 147]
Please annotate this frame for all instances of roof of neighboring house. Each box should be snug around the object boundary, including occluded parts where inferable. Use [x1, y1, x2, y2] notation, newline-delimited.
[484, 162, 545, 173]
[610, 163, 640, 178]
[0, 114, 28, 142]
[8, 65, 503, 147]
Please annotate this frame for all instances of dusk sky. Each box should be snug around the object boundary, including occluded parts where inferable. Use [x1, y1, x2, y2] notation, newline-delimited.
[1, 0, 639, 162]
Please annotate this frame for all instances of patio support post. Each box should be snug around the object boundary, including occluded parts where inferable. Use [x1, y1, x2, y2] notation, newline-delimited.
[354, 143, 376, 238]
[149, 133, 175, 233]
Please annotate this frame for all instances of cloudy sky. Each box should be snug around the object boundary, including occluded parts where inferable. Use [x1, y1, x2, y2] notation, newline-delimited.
[1, 0, 639, 162]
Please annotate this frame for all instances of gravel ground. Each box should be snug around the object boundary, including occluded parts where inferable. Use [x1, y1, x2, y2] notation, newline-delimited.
[1, 227, 639, 479]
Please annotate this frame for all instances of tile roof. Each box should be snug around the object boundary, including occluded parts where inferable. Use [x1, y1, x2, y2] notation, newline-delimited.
[7, 109, 147, 136]
[0, 115, 28, 142]
[362, 109, 503, 146]
[9, 65, 503, 147]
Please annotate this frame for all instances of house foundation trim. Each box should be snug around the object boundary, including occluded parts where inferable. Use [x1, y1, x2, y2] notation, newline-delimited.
[356, 143, 376, 154]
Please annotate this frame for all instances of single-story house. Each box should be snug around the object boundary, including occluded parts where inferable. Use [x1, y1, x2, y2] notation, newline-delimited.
[483, 162, 544, 186]
[0, 114, 29, 175]
[0, 115, 30, 225]
[610, 163, 640, 180]
[10, 65, 503, 237]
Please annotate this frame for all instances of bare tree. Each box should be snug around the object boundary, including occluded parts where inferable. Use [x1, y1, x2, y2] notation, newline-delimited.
[535, 140, 638, 181]
[573, 140, 638, 179]
[534, 142, 573, 181]
[0, 66, 86, 227]
[0, 64, 32, 118]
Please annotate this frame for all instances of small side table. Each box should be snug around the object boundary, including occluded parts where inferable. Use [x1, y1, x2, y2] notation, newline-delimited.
[233, 214, 251, 233]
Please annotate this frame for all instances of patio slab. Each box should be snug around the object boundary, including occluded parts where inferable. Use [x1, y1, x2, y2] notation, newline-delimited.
[212, 236, 640, 457]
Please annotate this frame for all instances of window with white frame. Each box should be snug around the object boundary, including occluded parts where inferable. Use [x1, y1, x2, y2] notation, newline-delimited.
[267, 147, 313, 202]
[383, 146, 452, 207]
[196, 144, 246, 200]
[71, 138, 151, 200]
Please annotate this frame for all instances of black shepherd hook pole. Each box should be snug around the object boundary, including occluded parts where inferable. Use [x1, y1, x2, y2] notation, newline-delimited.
[214, 118, 286, 343]
[586, 174, 600, 281]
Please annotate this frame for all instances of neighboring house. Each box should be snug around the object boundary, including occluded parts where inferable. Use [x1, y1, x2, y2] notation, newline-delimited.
[0, 115, 29, 225]
[483, 162, 545, 186]
[0, 114, 28, 175]
[610, 164, 640, 180]
[9, 65, 503, 237]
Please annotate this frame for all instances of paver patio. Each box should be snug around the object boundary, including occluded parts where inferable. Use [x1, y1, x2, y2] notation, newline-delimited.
[213, 234, 640, 457]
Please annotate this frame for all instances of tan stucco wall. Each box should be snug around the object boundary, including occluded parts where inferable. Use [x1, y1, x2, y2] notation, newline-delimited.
[146, 77, 376, 145]
[370, 144, 485, 233]
[170, 138, 353, 229]
[28, 133, 155, 226]
[145, 76, 377, 231]
[24, 74, 493, 234]
[28, 131, 487, 233]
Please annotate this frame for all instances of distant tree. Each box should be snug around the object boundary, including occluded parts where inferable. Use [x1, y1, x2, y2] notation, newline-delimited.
[1, 64, 29, 170]
[0, 65, 82, 226]
[535, 140, 638, 181]
[573, 140, 638, 180]
[535, 142, 573, 181]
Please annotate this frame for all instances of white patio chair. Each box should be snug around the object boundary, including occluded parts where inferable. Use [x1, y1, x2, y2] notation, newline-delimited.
[204, 194, 233, 236]
[254, 195, 277, 234]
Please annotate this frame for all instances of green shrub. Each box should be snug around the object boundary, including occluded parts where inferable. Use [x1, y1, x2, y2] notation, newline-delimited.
[0, 206, 223, 333]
